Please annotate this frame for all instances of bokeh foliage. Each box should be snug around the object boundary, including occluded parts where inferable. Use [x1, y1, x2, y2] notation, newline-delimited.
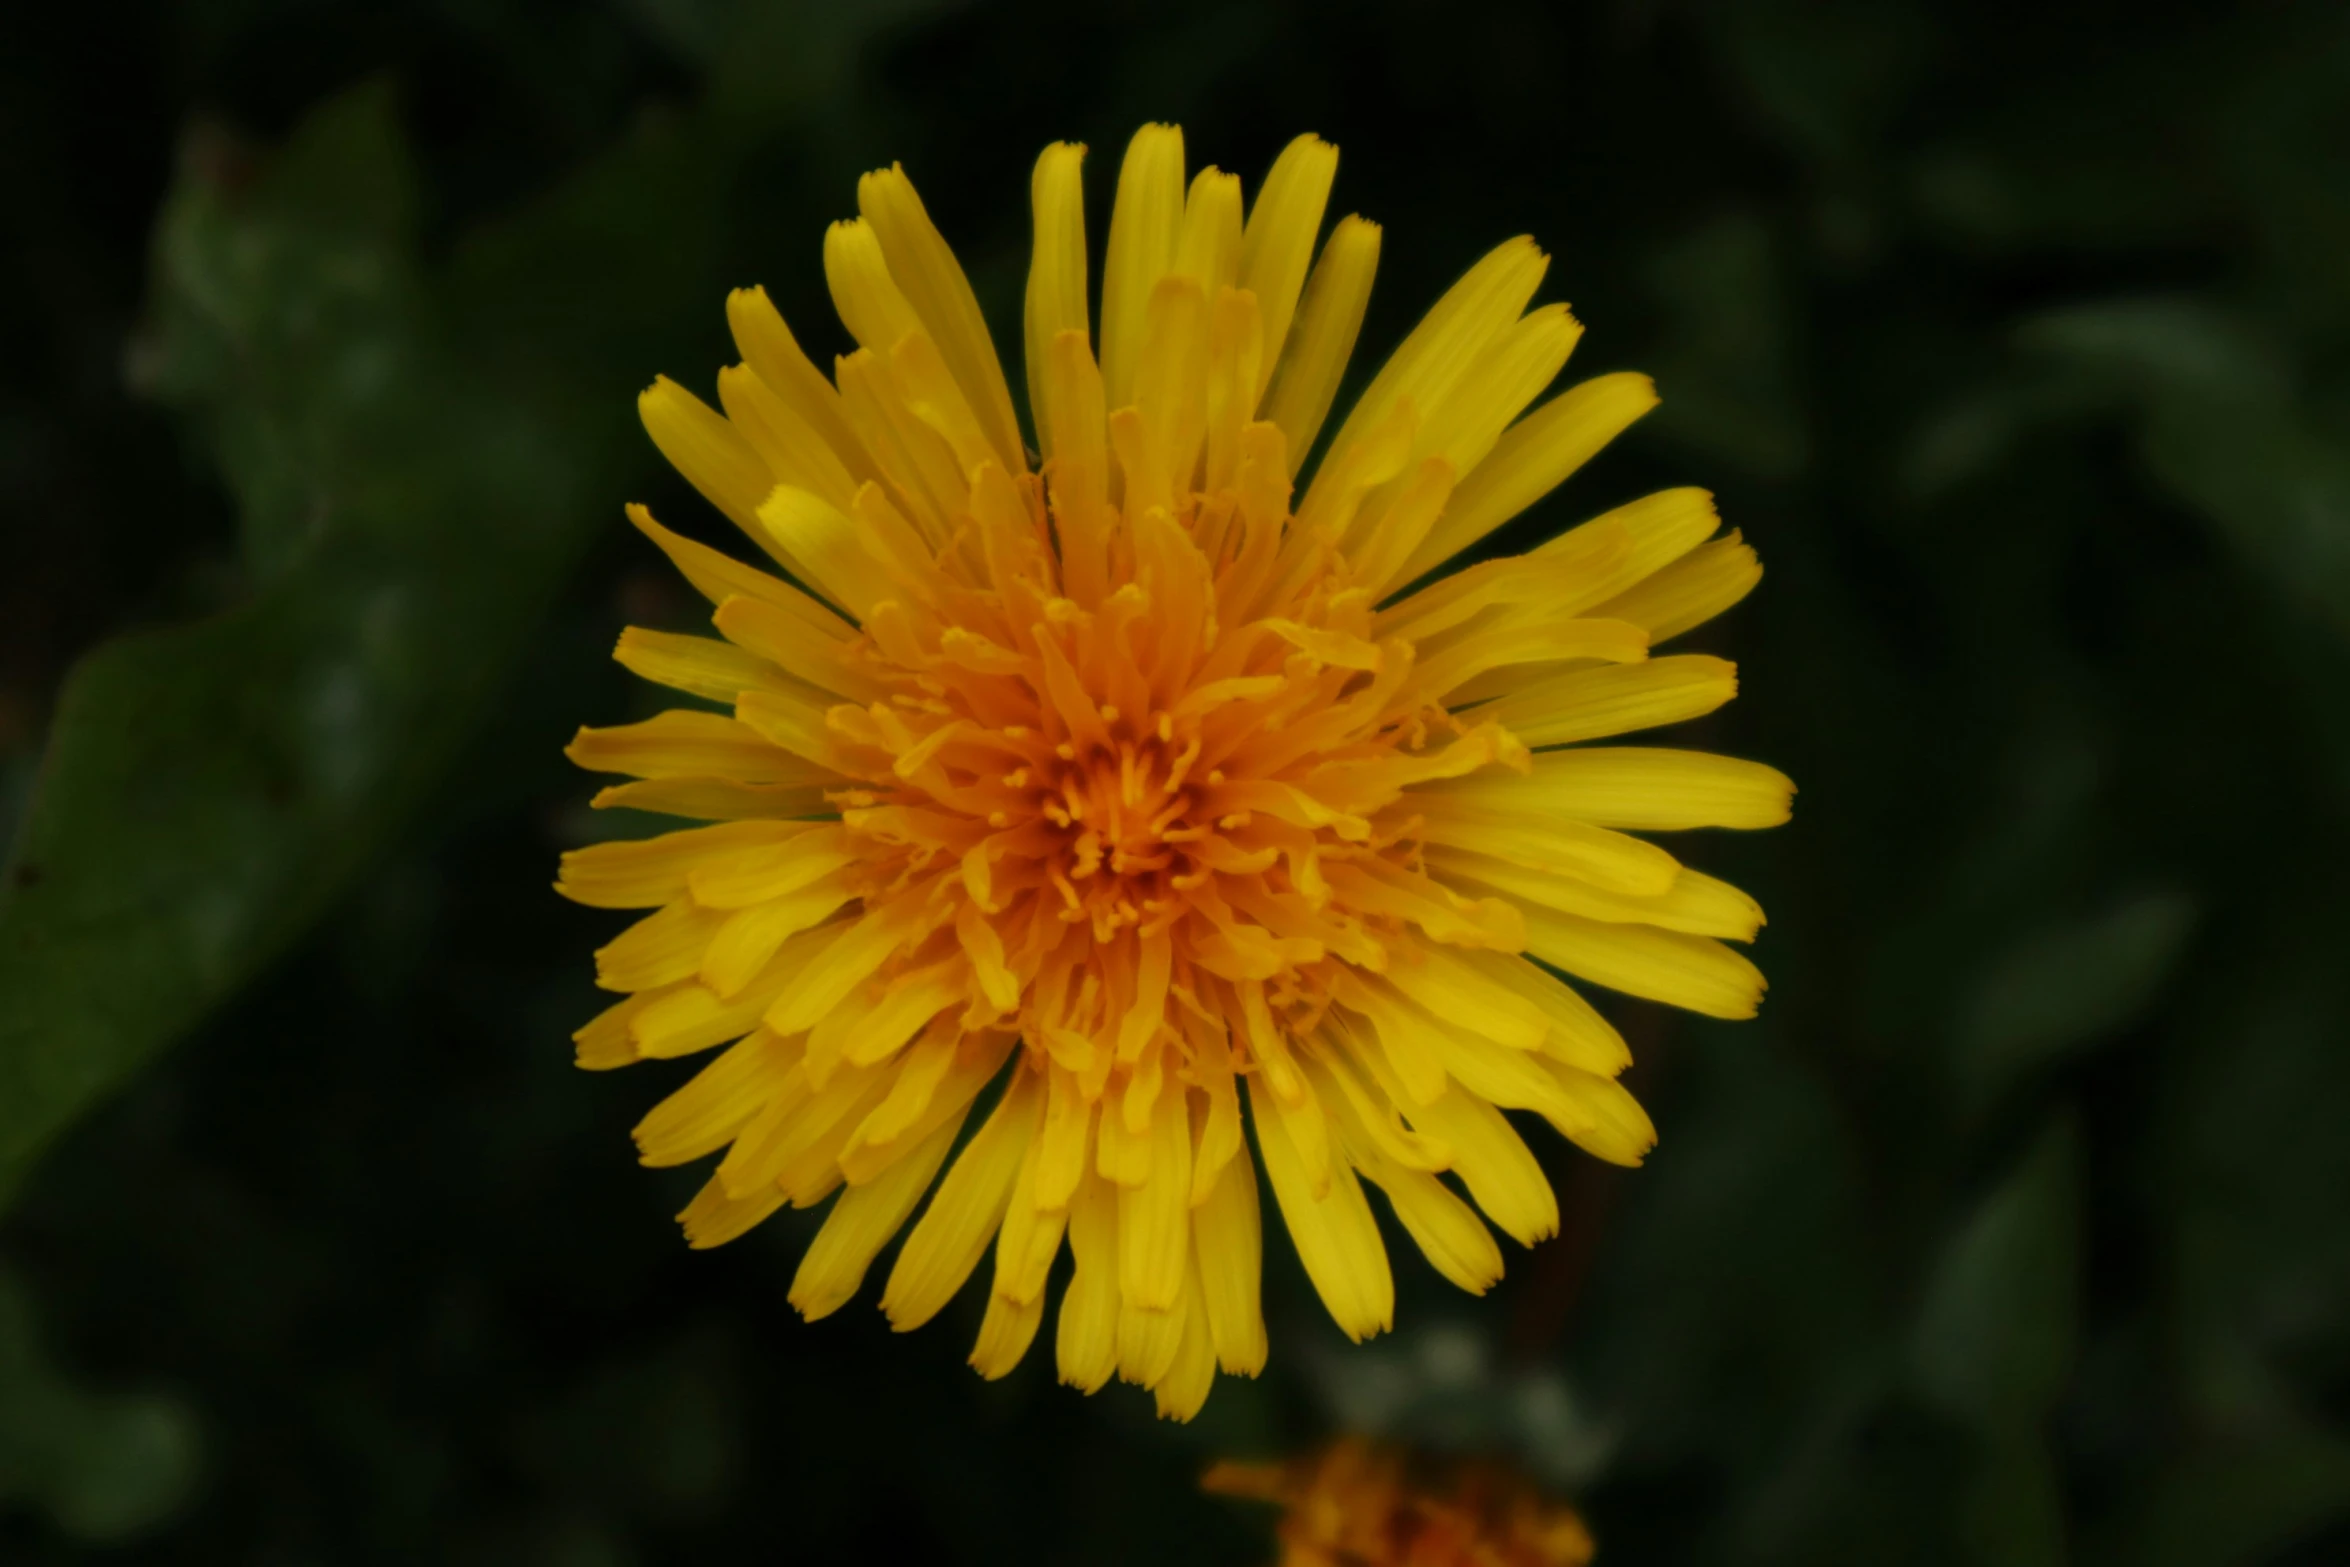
[5, 0, 2350, 1561]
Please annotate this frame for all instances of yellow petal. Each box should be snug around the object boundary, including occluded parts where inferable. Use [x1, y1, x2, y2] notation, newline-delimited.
[859, 163, 1026, 471]
[823, 216, 921, 358]
[833, 349, 968, 542]
[1542, 484, 1720, 580]
[626, 504, 851, 636]
[568, 989, 667, 1068]
[1445, 951, 1631, 1076]
[892, 327, 1003, 481]
[1397, 370, 1658, 584]
[790, 1109, 964, 1321]
[1311, 235, 1546, 509]
[1379, 999, 1604, 1138]
[717, 363, 861, 512]
[990, 1135, 1071, 1310]
[566, 708, 830, 786]
[1363, 949, 1539, 1057]
[723, 1058, 890, 1205]
[639, 375, 772, 534]
[556, 819, 816, 909]
[1319, 859, 1522, 954]
[1025, 142, 1090, 462]
[1041, 329, 1113, 606]
[1193, 1142, 1267, 1376]
[1323, 990, 1447, 1108]
[587, 777, 831, 822]
[825, 959, 967, 1072]
[1036, 1068, 1097, 1211]
[1430, 845, 1765, 942]
[678, 1173, 787, 1249]
[1532, 1058, 1658, 1167]
[725, 286, 872, 487]
[712, 593, 885, 702]
[1404, 1089, 1558, 1246]
[1347, 455, 1457, 596]
[970, 1286, 1047, 1382]
[840, 1028, 1015, 1182]
[1404, 614, 1648, 703]
[1101, 124, 1186, 414]
[753, 484, 895, 619]
[1249, 1075, 1393, 1342]
[1357, 1150, 1504, 1296]
[1115, 1279, 1187, 1388]
[1520, 903, 1767, 1020]
[1412, 302, 1583, 483]
[1117, 1094, 1194, 1312]
[1236, 133, 1339, 397]
[1120, 275, 1210, 518]
[698, 870, 858, 998]
[1202, 285, 1267, 496]
[1151, 1255, 1218, 1421]
[1055, 1168, 1122, 1393]
[881, 1067, 1042, 1331]
[633, 925, 846, 1058]
[1309, 1031, 1455, 1167]
[733, 687, 859, 776]
[1476, 654, 1738, 748]
[632, 1030, 800, 1167]
[1257, 215, 1380, 471]
[686, 822, 860, 906]
[1407, 794, 1682, 898]
[1592, 530, 1763, 643]
[613, 627, 796, 706]
[1176, 167, 1244, 296]
[1439, 746, 1794, 832]
[595, 899, 729, 992]
[763, 903, 921, 1037]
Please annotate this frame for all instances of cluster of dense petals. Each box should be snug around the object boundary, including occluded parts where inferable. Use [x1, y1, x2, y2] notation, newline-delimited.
[1205, 1439, 1596, 1567]
[559, 125, 1789, 1420]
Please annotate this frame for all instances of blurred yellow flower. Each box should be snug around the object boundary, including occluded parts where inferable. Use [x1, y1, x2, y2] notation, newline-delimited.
[560, 125, 1788, 1419]
[1206, 1439, 1595, 1566]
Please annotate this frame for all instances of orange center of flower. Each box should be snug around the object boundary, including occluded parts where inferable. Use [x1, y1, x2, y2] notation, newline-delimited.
[792, 451, 1498, 1092]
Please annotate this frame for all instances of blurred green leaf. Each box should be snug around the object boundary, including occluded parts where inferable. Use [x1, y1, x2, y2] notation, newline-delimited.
[2162, 942, 2350, 1430]
[1912, 1117, 2081, 1430]
[1909, 7, 2350, 278]
[1699, 0, 1935, 180]
[1960, 1430, 2067, 1567]
[2215, 20, 2350, 328]
[0, 84, 606, 1201]
[1912, 1122, 2084, 1567]
[514, 1325, 743, 1525]
[1955, 886, 2195, 1102]
[1910, 43, 2229, 257]
[0, 47, 827, 1200]
[2017, 299, 2350, 640]
[1643, 213, 1808, 479]
[0, 1266, 200, 1542]
[712, 0, 953, 120]
[2116, 1430, 2350, 1567]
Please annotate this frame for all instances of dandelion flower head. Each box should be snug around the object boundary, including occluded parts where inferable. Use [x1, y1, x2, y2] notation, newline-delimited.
[1205, 1439, 1597, 1567]
[560, 125, 1791, 1420]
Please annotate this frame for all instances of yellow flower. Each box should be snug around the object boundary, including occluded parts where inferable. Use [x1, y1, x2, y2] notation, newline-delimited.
[560, 125, 1790, 1420]
[1205, 1439, 1596, 1566]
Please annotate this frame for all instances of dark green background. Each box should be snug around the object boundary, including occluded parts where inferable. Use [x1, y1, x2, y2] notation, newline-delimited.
[6, 0, 2350, 1561]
